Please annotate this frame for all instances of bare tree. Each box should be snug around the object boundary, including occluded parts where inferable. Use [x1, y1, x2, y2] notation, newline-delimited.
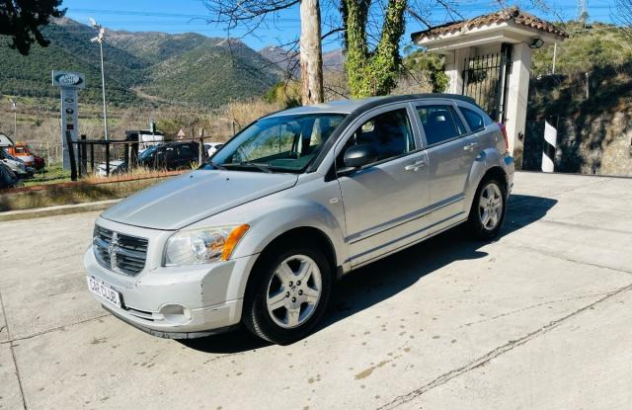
[0, 0, 65, 55]
[204, 0, 324, 105]
[616, 0, 632, 44]
[300, 0, 324, 104]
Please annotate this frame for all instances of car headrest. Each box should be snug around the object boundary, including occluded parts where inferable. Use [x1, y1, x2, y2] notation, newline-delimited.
[428, 111, 449, 124]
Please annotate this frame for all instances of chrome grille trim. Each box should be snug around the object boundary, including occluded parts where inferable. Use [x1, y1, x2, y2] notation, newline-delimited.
[93, 225, 149, 276]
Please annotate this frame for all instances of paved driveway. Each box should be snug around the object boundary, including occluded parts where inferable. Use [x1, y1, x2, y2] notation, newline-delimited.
[1, 172, 631, 410]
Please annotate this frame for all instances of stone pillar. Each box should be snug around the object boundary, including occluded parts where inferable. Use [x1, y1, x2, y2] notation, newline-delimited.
[504, 42, 532, 157]
[445, 47, 470, 94]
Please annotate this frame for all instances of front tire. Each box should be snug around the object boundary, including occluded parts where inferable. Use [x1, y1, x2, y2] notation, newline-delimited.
[243, 243, 332, 345]
[466, 176, 507, 240]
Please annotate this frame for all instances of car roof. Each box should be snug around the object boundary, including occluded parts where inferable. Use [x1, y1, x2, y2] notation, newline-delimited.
[265, 94, 479, 118]
[164, 141, 196, 146]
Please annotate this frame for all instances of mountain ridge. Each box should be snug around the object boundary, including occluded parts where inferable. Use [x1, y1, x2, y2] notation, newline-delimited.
[0, 18, 282, 108]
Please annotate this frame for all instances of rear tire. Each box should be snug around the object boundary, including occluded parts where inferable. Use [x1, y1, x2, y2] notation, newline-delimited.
[466, 176, 507, 240]
[243, 243, 332, 345]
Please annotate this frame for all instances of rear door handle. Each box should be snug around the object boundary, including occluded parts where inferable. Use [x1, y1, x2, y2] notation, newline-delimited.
[404, 160, 426, 171]
[463, 142, 479, 151]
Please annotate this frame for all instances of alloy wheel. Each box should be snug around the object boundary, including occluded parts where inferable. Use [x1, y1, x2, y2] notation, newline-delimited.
[478, 182, 503, 231]
[266, 254, 322, 329]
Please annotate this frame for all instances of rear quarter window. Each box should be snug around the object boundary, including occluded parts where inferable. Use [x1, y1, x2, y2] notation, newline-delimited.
[460, 107, 487, 132]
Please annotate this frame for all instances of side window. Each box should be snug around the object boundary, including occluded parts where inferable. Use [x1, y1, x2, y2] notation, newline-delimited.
[340, 109, 414, 166]
[164, 147, 175, 159]
[460, 107, 486, 132]
[178, 144, 193, 159]
[417, 105, 466, 146]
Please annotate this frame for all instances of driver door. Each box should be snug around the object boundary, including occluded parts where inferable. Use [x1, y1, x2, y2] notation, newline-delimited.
[336, 105, 431, 267]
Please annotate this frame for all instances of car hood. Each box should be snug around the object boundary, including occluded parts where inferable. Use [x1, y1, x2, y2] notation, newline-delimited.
[102, 170, 298, 230]
[1, 159, 24, 171]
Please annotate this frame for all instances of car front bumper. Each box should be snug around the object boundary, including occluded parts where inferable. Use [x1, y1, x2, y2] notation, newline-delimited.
[83, 243, 259, 338]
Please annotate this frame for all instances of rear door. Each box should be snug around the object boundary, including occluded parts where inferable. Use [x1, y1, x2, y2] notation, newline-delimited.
[416, 101, 480, 223]
[336, 104, 431, 266]
[175, 144, 195, 168]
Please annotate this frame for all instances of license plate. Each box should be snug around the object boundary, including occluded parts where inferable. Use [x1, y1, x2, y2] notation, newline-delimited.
[87, 277, 122, 308]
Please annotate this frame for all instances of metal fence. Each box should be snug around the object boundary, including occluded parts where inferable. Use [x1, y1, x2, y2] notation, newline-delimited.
[461, 46, 511, 122]
[70, 135, 213, 180]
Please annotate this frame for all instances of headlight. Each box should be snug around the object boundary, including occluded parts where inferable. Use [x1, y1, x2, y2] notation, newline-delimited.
[164, 224, 249, 266]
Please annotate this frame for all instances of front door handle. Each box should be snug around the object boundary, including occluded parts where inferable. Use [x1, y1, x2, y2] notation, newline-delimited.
[463, 142, 479, 151]
[404, 160, 426, 171]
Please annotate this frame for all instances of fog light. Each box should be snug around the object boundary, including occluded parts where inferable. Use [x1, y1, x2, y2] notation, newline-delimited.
[159, 304, 192, 325]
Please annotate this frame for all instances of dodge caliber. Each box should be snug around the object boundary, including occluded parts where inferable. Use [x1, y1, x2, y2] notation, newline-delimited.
[84, 94, 515, 344]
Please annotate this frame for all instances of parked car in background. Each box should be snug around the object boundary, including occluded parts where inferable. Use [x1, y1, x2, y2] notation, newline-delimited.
[6, 143, 34, 166]
[1, 149, 34, 178]
[204, 142, 224, 157]
[0, 162, 19, 189]
[84, 95, 514, 345]
[5, 143, 46, 170]
[138, 141, 205, 170]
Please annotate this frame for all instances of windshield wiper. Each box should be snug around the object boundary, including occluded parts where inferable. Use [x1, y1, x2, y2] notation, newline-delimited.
[224, 161, 272, 173]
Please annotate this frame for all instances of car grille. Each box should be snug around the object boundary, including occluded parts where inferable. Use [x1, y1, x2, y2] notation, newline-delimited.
[93, 225, 149, 276]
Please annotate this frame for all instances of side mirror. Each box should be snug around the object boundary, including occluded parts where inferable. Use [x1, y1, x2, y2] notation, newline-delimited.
[339, 144, 378, 175]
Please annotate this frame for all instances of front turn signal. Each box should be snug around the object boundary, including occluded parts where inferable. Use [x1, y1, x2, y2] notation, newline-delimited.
[221, 224, 250, 261]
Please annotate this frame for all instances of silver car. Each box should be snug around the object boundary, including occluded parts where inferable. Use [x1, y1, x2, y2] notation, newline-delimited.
[84, 95, 514, 344]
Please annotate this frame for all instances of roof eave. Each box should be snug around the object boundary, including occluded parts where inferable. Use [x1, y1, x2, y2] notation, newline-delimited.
[412, 21, 567, 53]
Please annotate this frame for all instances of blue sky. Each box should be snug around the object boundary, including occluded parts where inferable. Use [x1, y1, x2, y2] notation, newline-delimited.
[63, 0, 619, 51]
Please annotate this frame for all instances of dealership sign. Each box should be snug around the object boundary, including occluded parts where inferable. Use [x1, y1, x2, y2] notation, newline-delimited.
[51, 71, 85, 88]
[52, 71, 85, 170]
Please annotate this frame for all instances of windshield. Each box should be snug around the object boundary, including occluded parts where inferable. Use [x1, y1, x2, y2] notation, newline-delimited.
[138, 145, 158, 161]
[208, 113, 346, 173]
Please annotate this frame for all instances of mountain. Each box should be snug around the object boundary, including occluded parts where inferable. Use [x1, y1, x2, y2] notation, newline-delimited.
[258, 46, 346, 75]
[323, 49, 345, 72]
[259, 46, 299, 75]
[0, 18, 283, 107]
[143, 39, 283, 105]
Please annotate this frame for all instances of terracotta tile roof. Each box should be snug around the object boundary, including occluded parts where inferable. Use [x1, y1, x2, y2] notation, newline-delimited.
[411, 7, 568, 41]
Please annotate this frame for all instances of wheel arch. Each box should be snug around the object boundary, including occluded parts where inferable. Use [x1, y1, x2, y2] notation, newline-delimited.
[465, 161, 508, 214]
[483, 166, 508, 191]
[254, 226, 339, 280]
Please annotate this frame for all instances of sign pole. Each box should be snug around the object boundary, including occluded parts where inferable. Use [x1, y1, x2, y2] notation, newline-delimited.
[52, 71, 85, 171]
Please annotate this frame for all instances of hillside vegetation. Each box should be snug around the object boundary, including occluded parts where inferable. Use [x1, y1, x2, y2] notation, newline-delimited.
[525, 21, 632, 175]
[532, 21, 632, 75]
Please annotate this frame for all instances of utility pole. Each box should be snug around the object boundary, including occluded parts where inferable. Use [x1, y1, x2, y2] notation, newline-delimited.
[578, 0, 588, 26]
[90, 18, 109, 140]
[9, 98, 16, 138]
[299, 0, 324, 105]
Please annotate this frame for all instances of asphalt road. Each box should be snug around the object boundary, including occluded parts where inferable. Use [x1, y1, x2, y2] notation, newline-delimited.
[1, 172, 632, 410]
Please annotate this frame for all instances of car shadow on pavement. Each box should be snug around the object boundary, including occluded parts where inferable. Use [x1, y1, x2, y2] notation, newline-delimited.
[180, 327, 271, 353]
[181, 194, 557, 353]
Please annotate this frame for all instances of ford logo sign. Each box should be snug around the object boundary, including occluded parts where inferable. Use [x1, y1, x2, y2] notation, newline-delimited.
[56, 73, 83, 86]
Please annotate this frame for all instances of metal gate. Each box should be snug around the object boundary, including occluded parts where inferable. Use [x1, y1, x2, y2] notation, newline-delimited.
[461, 44, 511, 123]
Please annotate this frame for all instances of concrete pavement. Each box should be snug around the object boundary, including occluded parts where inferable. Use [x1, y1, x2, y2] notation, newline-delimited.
[1, 172, 631, 409]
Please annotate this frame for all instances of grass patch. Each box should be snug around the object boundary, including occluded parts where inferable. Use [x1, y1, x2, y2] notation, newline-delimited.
[24, 163, 70, 186]
[1, 178, 161, 212]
